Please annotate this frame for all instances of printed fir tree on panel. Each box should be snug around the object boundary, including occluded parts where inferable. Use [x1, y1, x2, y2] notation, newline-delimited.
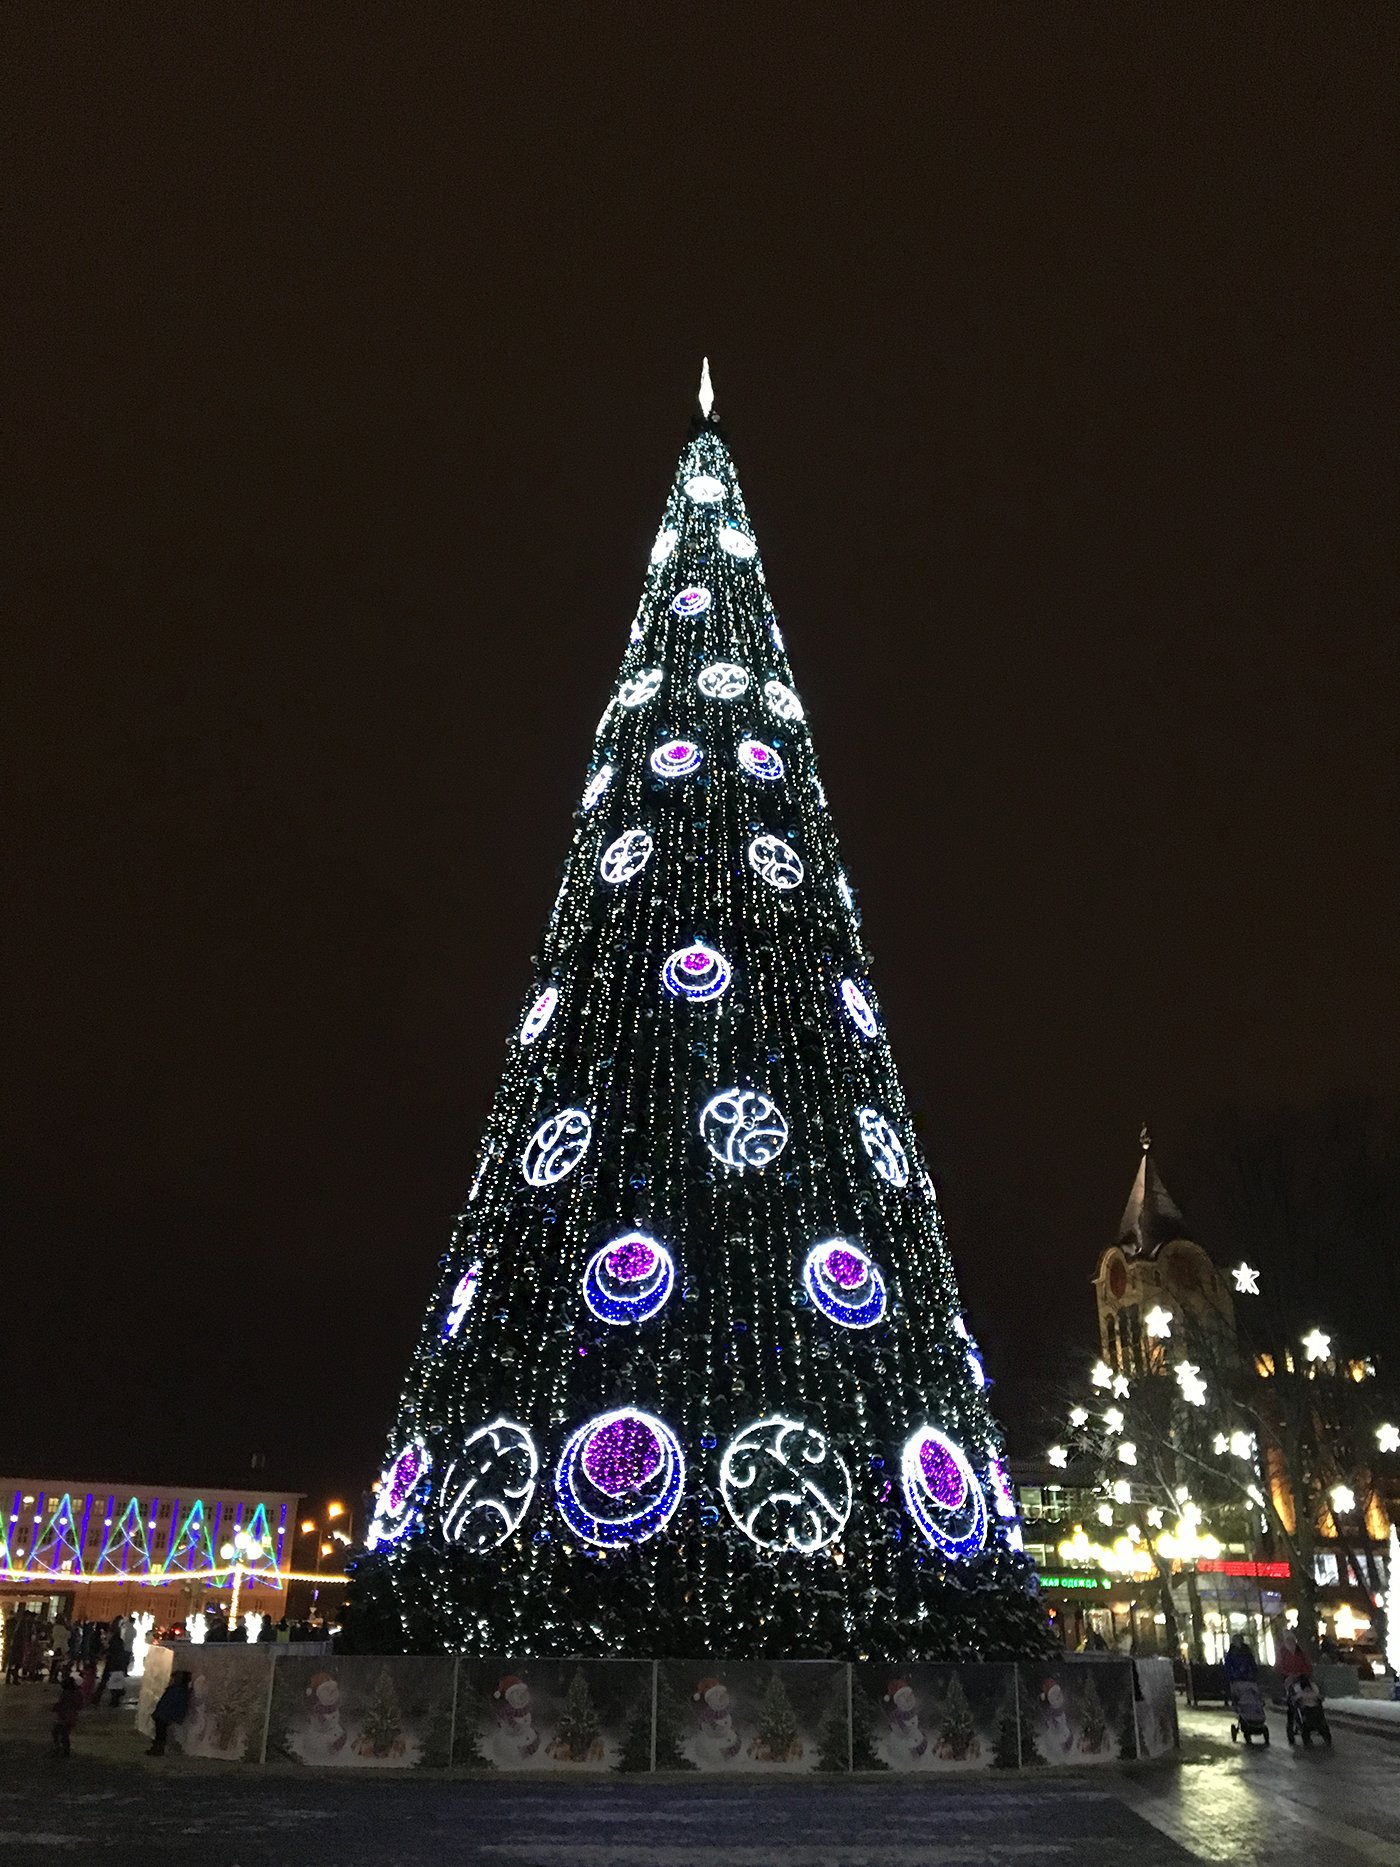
[353, 366, 1045, 1661]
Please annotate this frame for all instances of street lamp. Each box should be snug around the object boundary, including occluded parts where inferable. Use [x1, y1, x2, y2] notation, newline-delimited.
[219, 1528, 266, 1625]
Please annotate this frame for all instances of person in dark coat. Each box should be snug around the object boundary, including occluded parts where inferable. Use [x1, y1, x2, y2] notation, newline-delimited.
[52, 1674, 84, 1756]
[1224, 1635, 1258, 1684]
[93, 1626, 129, 1704]
[256, 1615, 276, 1643]
[147, 1671, 193, 1756]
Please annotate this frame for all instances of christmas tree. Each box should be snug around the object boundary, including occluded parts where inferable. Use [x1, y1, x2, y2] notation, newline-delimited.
[753, 1670, 801, 1763]
[355, 1666, 406, 1758]
[353, 364, 1045, 1662]
[553, 1668, 603, 1762]
[936, 1672, 976, 1760]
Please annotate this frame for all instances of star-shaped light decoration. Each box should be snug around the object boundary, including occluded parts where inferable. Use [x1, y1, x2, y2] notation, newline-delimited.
[1377, 1423, 1400, 1454]
[1069, 1406, 1089, 1428]
[1111, 1374, 1131, 1399]
[1095, 1503, 1114, 1526]
[1212, 1432, 1229, 1456]
[1229, 1431, 1254, 1460]
[1047, 1445, 1068, 1469]
[1146, 1506, 1164, 1528]
[1176, 1362, 1208, 1407]
[1330, 1483, 1356, 1515]
[1117, 1441, 1138, 1466]
[1232, 1263, 1260, 1295]
[1103, 1407, 1125, 1435]
[1246, 1484, 1265, 1507]
[1112, 1478, 1132, 1504]
[1091, 1361, 1113, 1390]
[1144, 1305, 1173, 1339]
[1302, 1328, 1332, 1364]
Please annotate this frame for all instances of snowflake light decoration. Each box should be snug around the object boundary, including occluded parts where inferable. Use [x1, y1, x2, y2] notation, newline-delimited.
[802, 1238, 888, 1328]
[763, 678, 804, 722]
[857, 1107, 909, 1186]
[699, 1087, 789, 1171]
[684, 473, 725, 504]
[747, 833, 804, 890]
[519, 986, 558, 1046]
[697, 661, 748, 700]
[617, 668, 663, 709]
[901, 1428, 988, 1559]
[521, 1108, 592, 1187]
[718, 524, 757, 560]
[650, 528, 678, 564]
[650, 738, 703, 778]
[580, 764, 614, 812]
[661, 942, 731, 1002]
[737, 738, 784, 782]
[839, 979, 879, 1038]
[599, 829, 654, 885]
[720, 1415, 852, 1552]
[582, 1232, 676, 1326]
[555, 1408, 685, 1547]
[441, 1419, 539, 1552]
[672, 586, 712, 617]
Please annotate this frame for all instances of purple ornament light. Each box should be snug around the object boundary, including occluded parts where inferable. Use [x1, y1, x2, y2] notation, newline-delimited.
[389, 1444, 424, 1510]
[918, 1436, 968, 1510]
[582, 1415, 663, 1497]
[606, 1236, 657, 1283]
[824, 1247, 866, 1290]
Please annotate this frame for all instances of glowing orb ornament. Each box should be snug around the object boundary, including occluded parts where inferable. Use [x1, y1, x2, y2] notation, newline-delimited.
[519, 986, 558, 1046]
[857, 1107, 910, 1186]
[650, 738, 703, 779]
[737, 738, 784, 782]
[581, 764, 614, 812]
[720, 1415, 852, 1552]
[718, 525, 758, 560]
[802, 1238, 888, 1328]
[684, 473, 725, 504]
[699, 1087, 789, 1171]
[901, 1428, 988, 1559]
[662, 942, 731, 1002]
[748, 833, 804, 890]
[672, 586, 712, 617]
[840, 979, 878, 1037]
[366, 1439, 431, 1550]
[521, 1108, 592, 1187]
[441, 1419, 539, 1552]
[697, 661, 749, 700]
[618, 668, 663, 709]
[444, 1260, 482, 1338]
[556, 1407, 685, 1546]
[650, 528, 678, 564]
[764, 678, 804, 722]
[582, 1231, 676, 1326]
[599, 829, 654, 885]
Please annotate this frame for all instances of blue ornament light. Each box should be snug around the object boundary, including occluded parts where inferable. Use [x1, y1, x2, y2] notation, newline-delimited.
[650, 738, 703, 779]
[839, 978, 878, 1038]
[581, 1232, 676, 1326]
[662, 942, 731, 1002]
[672, 586, 712, 617]
[737, 738, 784, 782]
[555, 1407, 685, 1547]
[802, 1238, 887, 1329]
[901, 1428, 988, 1559]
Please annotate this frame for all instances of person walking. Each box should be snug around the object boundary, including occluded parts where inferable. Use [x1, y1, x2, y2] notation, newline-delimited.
[146, 1671, 193, 1756]
[52, 1673, 83, 1756]
[93, 1625, 129, 1704]
[47, 1617, 71, 1683]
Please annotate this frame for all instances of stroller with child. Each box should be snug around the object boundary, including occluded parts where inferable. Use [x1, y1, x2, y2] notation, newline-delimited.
[1228, 1678, 1270, 1746]
[1285, 1675, 1332, 1747]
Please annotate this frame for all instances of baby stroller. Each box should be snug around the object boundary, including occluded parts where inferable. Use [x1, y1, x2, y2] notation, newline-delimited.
[1285, 1676, 1332, 1747]
[1229, 1679, 1270, 1746]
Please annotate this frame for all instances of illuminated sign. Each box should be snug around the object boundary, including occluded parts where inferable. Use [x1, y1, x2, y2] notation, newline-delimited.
[1195, 1558, 1290, 1579]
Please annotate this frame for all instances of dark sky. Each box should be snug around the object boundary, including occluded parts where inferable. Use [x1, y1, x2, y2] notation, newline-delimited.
[7, 5, 1398, 1502]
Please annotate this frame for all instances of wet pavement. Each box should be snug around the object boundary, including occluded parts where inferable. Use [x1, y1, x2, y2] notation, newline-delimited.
[0, 1694, 1397, 1864]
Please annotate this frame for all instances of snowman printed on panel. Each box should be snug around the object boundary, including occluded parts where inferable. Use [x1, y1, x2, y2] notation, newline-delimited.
[881, 1678, 928, 1761]
[691, 1676, 741, 1763]
[491, 1673, 541, 1761]
[291, 1670, 349, 1762]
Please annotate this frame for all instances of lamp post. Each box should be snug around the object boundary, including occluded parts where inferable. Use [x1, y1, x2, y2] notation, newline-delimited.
[219, 1528, 267, 1626]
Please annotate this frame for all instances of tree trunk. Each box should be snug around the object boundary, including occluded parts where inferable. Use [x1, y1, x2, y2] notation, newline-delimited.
[1152, 1554, 1183, 1661]
[1185, 1568, 1208, 1662]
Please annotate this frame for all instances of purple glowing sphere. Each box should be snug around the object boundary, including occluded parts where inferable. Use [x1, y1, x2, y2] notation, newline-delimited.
[919, 1436, 968, 1510]
[683, 951, 708, 972]
[389, 1444, 424, 1510]
[606, 1237, 657, 1283]
[581, 1414, 663, 1497]
[824, 1247, 866, 1290]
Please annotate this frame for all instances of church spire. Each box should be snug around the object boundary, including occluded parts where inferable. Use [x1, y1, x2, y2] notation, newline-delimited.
[1116, 1126, 1185, 1257]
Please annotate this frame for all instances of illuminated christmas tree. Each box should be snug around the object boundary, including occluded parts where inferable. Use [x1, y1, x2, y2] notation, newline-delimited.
[351, 365, 1045, 1661]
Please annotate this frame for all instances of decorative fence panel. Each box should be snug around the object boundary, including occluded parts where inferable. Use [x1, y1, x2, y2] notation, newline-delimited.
[139, 1646, 1177, 1771]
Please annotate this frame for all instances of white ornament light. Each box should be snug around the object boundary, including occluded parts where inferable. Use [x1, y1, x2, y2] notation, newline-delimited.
[839, 979, 878, 1038]
[441, 1419, 539, 1552]
[1112, 1478, 1132, 1504]
[769, 617, 785, 652]
[650, 738, 703, 778]
[599, 829, 654, 885]
[699, 1087, 789, 1171]
[1111, 1374, 1131, 1399]
[1117, 1441, 1138, 1466]
[555, 1407, 685, 1547]
[1377, 1423, 1400, 1454]
[901, 1428, 988, 1559]
[1047, 1445, 1068, 1469]
[1103, 1407, 1124, 1434]
[1144, 1305, 1173, 1339]
[697, 661, 748, 700]
[650, 528, 678, 564]
[763, 678, 804, 722]
[737, 738, 784, 782]
[365, 1440, 431, 1550]
[581, 764, 614, 812]
[519, 986, 558, 1045]
[1096, 1503, 1114, 1527]
[718, 524, 757, 560]
[748, 833, 804, 890]
[443, 1261, 481, 1339]
[672, 586, 712, 617]
[1232, 1262, 1261, 1295]
[720, 1415, 852, 1553]
[1146, 1506, 1164, 1528]
[661, 942, 731, 1002]
[684, 474, 725, 504]
[1213, 1432, 1229, 1455]
[618, 668, 663, 709]
[857, 1107, 909, 1186]
[1331, 1483, 1356, 1515]
[1091, 1361, 1112, 1389]
[1302, 1328, 1331, 1363]
[1230, 1431, 1255, 1459]
[1176, 1361, 1208, 1407]
[1069, 1406, 1089, 1427]
[520, 1108, 592, 1187]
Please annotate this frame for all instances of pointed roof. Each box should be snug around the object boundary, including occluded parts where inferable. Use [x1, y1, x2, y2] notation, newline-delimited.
[1116, 1125, 1186, 1257]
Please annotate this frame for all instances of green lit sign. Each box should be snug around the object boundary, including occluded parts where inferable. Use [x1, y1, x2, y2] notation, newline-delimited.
[1039, 1573, 1109, 1590]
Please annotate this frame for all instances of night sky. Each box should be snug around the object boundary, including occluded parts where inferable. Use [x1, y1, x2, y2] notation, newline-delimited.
[7, 7, 1398, 1503]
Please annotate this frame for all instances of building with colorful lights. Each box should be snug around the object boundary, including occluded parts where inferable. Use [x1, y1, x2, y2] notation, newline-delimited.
[0, 1475, 302, 1627]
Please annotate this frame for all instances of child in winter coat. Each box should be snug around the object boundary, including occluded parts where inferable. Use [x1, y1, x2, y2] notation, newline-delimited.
[147, 1671, 194, 1756]
[52, 1675, 83, 1755]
